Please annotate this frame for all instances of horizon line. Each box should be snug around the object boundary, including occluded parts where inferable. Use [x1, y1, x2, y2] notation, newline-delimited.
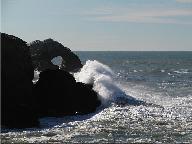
[74, 50, 192, 52]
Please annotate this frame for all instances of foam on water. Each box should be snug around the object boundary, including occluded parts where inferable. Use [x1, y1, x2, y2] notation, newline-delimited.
[74, 60, 141, 106]
[2, 54, 192, 143]
[174, 69, 189, 74]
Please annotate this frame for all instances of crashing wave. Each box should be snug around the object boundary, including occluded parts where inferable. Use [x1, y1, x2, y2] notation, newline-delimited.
[74, 60, 143, 106]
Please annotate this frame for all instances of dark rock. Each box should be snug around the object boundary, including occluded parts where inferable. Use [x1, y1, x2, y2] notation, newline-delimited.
[2, 105, 39, 128]
[33, 69, 101, 117]
[29, 39, 82, 72]
[1, 33, 39, 128]
[75, 82, 101, 114]
[1, 33, 99, 128]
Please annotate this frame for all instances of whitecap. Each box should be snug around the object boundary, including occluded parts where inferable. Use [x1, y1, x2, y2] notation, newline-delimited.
[74, 60, 143, 106]
[174, 69, 189, 74]
[161, 70, 165, 73]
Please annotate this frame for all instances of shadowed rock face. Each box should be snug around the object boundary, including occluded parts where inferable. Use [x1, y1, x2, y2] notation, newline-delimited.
[1, 33, 100, 128]
[29, 39, 82, 72]
[1, 33, 39, 128]
[33, 69, 101, 117]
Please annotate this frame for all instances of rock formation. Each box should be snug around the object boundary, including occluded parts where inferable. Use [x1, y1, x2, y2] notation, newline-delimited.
[1, 33, 101, 128]
[29, 39, 82, 72]
[1, 33, 39, 128]
[33, 69, 101, 117]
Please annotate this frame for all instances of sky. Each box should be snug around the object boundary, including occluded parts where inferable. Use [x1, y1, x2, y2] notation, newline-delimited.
[1, 0, 192, 51]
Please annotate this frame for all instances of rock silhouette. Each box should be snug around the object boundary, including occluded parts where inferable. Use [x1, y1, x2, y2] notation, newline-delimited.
[1, 33, 39, 128]
[33, 69, 101, 117]
[29, 39, 82, 72]
[1, 33, 101, 128]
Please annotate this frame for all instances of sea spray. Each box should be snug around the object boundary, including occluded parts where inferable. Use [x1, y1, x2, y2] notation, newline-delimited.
[2, 52, 192, 143]
[74, 60, 141, 106]
[33, 69, 40, 83]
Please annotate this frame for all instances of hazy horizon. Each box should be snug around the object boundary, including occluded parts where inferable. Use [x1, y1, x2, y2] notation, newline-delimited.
[1, 0, 192, 51]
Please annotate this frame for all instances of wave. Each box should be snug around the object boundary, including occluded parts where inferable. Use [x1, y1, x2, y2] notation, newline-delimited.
[74, 60, 143, 106]
[174, 69, 189, 74]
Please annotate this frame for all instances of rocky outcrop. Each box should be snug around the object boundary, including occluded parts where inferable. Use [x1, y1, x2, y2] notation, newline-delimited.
[33, 69, 101, 117]
[29, 39, 82, 72]
[1, 33, 39, 128]
[1, 33, 100, 128]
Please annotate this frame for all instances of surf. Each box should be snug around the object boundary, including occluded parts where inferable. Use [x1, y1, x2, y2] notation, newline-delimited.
[74, 60, 144, 106]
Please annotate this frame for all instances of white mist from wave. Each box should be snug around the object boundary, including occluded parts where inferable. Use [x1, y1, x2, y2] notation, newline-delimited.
[74, 60, 140, 106]
[33, 69, 40, 84]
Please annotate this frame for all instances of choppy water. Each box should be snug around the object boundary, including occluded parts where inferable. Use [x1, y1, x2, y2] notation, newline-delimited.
[1, 51, 192, 143]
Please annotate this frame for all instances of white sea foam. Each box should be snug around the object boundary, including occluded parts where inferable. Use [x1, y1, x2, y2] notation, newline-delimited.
[74, 60, 140, 106]
[161, 69, 165, 73]
[174, 69, 189, 74]
[33, 70, 40, 83]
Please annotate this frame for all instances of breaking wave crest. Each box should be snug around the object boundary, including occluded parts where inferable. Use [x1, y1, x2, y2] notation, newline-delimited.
[74, 60, 143, 106]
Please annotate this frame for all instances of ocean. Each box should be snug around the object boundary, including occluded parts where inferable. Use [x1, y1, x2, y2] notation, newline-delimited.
[1, 51, 192, 143]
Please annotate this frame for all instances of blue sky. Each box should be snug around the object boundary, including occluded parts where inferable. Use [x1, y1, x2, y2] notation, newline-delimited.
[1, 0, 192, 51]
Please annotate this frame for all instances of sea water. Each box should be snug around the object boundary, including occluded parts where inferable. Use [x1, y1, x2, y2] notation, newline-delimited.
[1, 51, 192, 143]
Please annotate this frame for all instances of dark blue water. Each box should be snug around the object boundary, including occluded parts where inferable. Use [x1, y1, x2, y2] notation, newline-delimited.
[1, 51, 192, 143]
[76, 51, 192, 97]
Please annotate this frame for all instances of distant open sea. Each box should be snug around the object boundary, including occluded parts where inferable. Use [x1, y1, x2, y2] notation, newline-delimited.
[1, 51, 192, 143]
